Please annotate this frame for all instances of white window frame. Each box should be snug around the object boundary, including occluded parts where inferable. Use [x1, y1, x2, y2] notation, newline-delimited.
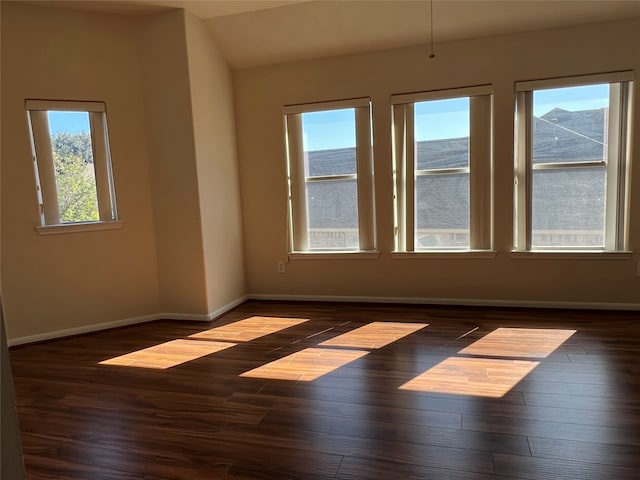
[284, 98, 375, 254]
[26, 100, 119, 233]
[391, 85, 493, 253]
[513, 72, 634, 252]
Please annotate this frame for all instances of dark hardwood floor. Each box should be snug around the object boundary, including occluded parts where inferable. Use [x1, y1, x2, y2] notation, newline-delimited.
[8, 300, 640, 479]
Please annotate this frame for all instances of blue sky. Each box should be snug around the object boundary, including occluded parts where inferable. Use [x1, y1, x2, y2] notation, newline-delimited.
[533, 83, 608, 117]
[48, 111, 90, 134]
[415, 97, 469, 141]
[302, 108, 356, 151]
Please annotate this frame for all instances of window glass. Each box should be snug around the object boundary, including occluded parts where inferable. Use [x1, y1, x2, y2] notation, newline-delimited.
[532, 84, 608, 165]
[415, 174, 470, 248]
[301, 108, 359, 250]
[306, 179, 359, 249]
[415, 98, 469, 170]
[530, 84, 609, 248]
[531, 168, 606, 247]
[47, 111, 99, 223]
[414, 97, 470, 249]
[302, 109, 356, 176]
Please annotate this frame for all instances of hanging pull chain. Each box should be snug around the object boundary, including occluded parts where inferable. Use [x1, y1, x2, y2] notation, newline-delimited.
[429, 0, 436, 59]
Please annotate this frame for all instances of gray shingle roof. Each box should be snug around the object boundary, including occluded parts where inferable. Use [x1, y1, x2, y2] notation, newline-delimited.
[533, 108, 605, 163]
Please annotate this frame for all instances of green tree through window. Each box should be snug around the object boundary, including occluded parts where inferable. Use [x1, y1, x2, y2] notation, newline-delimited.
[51, 131, 99, 223]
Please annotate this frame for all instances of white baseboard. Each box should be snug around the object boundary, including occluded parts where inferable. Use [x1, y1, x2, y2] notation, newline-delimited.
[8, 293, 638, 347]
[8, 295, 248, 347]
[207, 295, 249, 320]
[247, 293, 640, 311]
[8, 313, 160, 347]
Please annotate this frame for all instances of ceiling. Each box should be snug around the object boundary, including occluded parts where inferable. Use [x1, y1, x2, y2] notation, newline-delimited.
[20, 0, 640, 69]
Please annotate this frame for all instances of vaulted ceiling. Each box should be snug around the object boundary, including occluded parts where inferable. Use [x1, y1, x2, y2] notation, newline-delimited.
[21, 0, 640, 68]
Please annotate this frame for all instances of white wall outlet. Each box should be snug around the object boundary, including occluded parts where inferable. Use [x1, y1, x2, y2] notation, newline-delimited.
[277, 261, 286, 273]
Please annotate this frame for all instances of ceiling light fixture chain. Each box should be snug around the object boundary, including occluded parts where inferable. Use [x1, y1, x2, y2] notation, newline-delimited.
[429, 0, 436, 59]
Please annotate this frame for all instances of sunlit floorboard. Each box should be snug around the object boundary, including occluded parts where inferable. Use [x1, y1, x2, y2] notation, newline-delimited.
[459, 328, 576, 358]
[319, 321, 428, 349]
[99, 339, 236, 369]
[189, 316, 308, 342]
[240, 347, 369, 381]
[400, 357, 540, 397]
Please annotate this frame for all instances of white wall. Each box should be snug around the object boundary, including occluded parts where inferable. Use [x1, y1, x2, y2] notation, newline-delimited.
[137, 9, 209, 315]
[234, 17, 640, 308]
[185, 12, 247, 315]
[2, 1, 638, 348]
[1, 3, 249, 342]
[1, 3, 160, 340]
[0, 2, 26, 472]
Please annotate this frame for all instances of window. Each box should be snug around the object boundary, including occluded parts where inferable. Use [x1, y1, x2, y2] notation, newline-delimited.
[26, 100, 118, 230]
[514, 72, 633, 251]
[284, 98, 375, 252]
[391, 86, 492, 252]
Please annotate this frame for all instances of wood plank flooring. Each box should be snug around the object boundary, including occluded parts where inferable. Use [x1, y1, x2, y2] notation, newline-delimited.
[8, 300, 640, 479]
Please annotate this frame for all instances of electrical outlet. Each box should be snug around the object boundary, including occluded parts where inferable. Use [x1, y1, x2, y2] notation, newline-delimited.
[277, 261, 286, 273]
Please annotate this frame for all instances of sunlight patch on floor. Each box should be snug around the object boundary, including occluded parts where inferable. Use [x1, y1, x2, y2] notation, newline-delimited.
[189, 316, 308, 342]
[399, 357, 540, 398]
[319, 322, 428, 349]
[400, 327, 577, 397]
[99, 339, 236, 369]
[458, 328, 577, 358]
[240, 347, 369, 381]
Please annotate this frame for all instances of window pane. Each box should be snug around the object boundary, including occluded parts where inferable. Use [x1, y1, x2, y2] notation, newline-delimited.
[533, 84, 608, 164]
[531, 167, 605, 247]
[306, 179, 359, 250]
[415, 98, 469, 170]
[302, 109, 356, 176]
[48, 111, 99, 223]
[415, 174, 469, 249]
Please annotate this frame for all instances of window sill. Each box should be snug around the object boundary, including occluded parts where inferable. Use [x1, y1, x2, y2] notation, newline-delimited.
[510, 250, 632, 260]
[391, 250, 497, 259]
[288, 250, 380, 260]
[36, 220, 123, 236]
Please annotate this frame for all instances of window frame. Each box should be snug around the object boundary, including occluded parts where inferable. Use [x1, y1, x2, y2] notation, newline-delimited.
[284, 98, 376, 254]
[391, 85, 493, 253]
[26, 99, 119, 233]
[513, 72, 634, 252]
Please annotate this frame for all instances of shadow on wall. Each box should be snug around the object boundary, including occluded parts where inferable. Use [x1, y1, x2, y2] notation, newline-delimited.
[1, 299, 26, 479]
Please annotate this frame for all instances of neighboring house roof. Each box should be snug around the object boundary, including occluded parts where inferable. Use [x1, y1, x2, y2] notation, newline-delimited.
[533, 107, 606, 163]
[305, 108, 606, 231]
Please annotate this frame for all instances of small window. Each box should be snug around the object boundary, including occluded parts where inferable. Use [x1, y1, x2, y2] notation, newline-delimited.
[284, 98, 375, 252]
[26, 100, 118, 228]
[514, 72, 633, 251]
[392, 86, 493, 252]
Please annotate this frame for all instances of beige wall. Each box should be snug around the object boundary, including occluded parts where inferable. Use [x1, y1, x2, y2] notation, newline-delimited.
[1, 3, 160, 339]
[184, 13, 247, 314]
[1, 3, 26, 474]
[2, 1, 638, 349]
[235, 17, 640, 307]
[1, 3, 249, 343]
[137, 9, 209, 315]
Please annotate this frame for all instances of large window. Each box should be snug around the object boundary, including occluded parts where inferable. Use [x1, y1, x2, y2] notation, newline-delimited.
[514, 72, 633, 251]
[391, 86, 492, 252]
[285, 98, 375, 252]
[26, 100, 118, 230]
